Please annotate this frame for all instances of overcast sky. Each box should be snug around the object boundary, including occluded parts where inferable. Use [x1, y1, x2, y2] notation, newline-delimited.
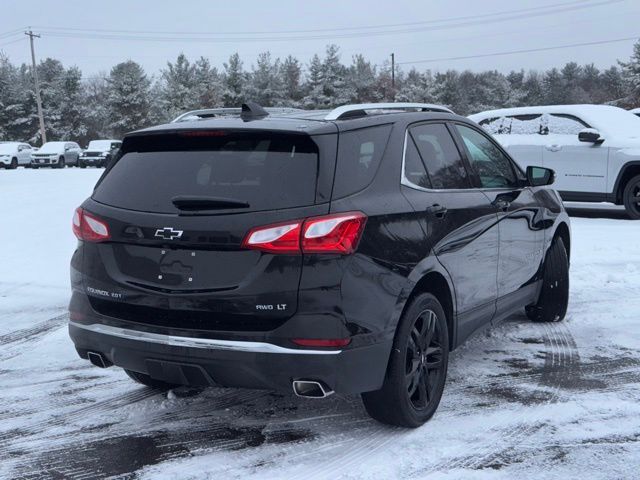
[1, 0, 638, 78]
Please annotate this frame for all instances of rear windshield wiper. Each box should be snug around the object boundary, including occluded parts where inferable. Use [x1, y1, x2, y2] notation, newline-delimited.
[171, 195, 250, 210]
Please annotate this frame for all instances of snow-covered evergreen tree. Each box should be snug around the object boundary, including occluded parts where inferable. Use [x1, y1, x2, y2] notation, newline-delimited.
[193, 57, 223, 108]
[245, 52, 285, 106]
[82, 74, 110, 142]
[222, 53, 246, 107]
[106, 60, 152, 137]
[281, 55, 303, 106]
[620, 39, 640, 106]
[348, 54, 378, 103]
[160, 53, 197, 119]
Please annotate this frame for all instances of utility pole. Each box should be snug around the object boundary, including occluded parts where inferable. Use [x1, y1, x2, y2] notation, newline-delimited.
[25, 30, 47, 145]
[390, 53, 396, 100]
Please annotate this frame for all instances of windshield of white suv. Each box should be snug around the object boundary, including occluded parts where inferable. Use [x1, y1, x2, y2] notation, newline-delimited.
[38, 142, 65, 153]
[88, 140, 117, 150]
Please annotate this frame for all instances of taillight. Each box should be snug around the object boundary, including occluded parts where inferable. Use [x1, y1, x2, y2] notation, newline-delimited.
[302, 212, 367, 254]
[72, 207, 111, 242]
[242, 212, 367, 255]
[242, 221, 302, 254]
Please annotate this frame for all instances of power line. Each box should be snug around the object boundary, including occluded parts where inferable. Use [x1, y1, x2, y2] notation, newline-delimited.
[0, 27, 27, 39]
[0, 37, 25, 48]
[398, 36, 640, 65]
[33, 0, 622, 44]
[30, 0, 595, 36]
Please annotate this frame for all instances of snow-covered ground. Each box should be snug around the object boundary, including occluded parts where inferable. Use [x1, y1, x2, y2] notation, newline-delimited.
[1, 169, 639, 479]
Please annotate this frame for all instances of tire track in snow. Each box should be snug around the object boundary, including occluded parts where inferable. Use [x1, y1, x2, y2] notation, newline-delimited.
[419, 319, 579, 474]
[0, 312, 68, 361]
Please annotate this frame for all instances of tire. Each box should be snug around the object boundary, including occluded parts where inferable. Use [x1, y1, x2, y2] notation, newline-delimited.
[362, 293, 449, 427]
[526, 237, 569, 322]
[125, 369, 179, 390]
[78, 160, 86, 168]
[9, 158, 18, 169]
[56, 156, 65, 169]
[622, 174, 640, 220]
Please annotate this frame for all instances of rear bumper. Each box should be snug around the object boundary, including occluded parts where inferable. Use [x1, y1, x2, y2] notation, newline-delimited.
[69, 320, 392, 395]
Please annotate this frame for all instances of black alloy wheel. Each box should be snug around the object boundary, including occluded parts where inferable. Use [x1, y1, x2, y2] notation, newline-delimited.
[362, 293, 449, 427]
[405, 309, 446, 410]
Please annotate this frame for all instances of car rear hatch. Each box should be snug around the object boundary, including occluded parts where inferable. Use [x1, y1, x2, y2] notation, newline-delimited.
[81, 127, 337, 334]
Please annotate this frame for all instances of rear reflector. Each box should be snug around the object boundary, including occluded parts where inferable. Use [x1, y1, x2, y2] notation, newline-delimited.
[292, 338, 351, 348]
[73, 207, 111, 242]
[242, 211, 366, 255]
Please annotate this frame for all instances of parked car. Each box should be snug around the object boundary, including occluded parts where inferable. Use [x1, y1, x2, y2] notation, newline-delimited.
[470, 105, 640, 219]
[0, 142, 34, 169]
[631, 108, 640, 117]
[68, 102, 570, 428]
[79, 140, 122, 168]
[31, 141, 82, 168]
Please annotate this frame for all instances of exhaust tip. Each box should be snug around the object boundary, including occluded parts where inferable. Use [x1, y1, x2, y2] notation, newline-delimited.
[87, 351, 111, 368]
[292, 380, 334, 398]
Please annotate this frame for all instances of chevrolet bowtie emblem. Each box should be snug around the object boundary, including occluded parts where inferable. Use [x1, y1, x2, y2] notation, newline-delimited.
[154, 227, 184, 240]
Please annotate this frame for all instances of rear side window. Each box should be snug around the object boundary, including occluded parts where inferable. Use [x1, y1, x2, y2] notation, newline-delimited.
[409, 123, 470, 190]
[93, 131, 319, 214]
[332, 125, 392, 198]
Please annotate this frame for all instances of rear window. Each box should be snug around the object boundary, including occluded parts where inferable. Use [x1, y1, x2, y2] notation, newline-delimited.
[93, 131, 319, 214]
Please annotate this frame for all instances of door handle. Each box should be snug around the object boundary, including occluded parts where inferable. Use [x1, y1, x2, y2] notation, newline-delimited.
[493, 198, 511, 211]
[545, 144, 562, 152]
[426, 204, 447, 218]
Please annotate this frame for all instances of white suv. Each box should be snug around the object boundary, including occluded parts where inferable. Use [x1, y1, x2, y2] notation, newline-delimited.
[31, 141, 82, 168]
[469, 105, 640, 219]
[0, 142, 33, 169]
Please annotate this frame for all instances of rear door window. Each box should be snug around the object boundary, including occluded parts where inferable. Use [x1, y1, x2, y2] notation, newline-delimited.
[93, 131, 319, 214]
[409, 123, 470, 190]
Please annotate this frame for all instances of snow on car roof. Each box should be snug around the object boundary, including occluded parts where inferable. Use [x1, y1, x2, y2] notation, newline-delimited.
[630, 108, 640, 114]
[469, 104, 640, 139]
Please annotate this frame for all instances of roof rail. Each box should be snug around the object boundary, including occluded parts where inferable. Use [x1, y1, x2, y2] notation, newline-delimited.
[171, 105, 304, 123]
[324, 103, 453, 120]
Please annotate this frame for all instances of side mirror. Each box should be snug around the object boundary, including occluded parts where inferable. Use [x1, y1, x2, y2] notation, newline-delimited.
[527, 166, 555, 187]
[578, 128, 603, 144]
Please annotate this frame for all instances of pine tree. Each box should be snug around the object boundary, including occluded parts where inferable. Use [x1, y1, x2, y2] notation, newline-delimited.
[542, 68, 566, 104]
[82, 74, 110, 141]
[396, 69, 434, 103]
[348, 54, 378, 102]
[302, 54, 324, 108]
[619, 40, 640, 106]
[106, 60, 152, 137]
[193, 57, 223, 108]
[57, 66, 87, 142]
[222, 53, 246, 107]
[601, 66, 626, 104]
[160, 53, 197, 119]
[245, 52, 285, 106]
[281, 55, 303, 105]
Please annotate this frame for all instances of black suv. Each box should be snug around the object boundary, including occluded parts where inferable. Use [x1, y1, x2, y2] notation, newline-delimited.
[69, 102, 570, 427]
